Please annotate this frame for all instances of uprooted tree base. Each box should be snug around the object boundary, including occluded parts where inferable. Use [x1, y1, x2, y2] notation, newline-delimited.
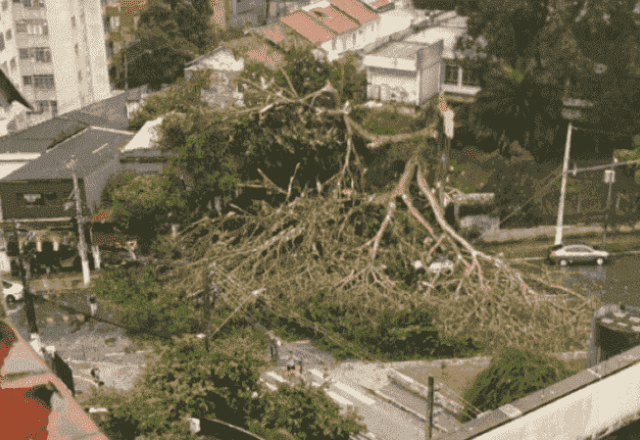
[153, 81, 601, 358]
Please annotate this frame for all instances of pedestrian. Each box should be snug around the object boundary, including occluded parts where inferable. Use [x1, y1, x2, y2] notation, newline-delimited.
[286, 351, 296, 376]
[88, 295, 98, 318]
[90, 367, 104, 387]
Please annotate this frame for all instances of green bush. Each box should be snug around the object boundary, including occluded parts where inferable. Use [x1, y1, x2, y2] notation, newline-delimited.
[463, 348, 573, 418]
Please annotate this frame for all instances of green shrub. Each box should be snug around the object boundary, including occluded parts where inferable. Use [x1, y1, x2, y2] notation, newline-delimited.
[464, 348, 573, 418]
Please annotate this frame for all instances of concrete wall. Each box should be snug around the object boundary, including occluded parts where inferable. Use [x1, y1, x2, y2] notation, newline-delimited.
[367, 66, 418, 103]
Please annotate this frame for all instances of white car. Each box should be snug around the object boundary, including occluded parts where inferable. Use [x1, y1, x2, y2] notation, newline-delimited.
[428, 257, 454, 274]
[2, 280, 24, 304]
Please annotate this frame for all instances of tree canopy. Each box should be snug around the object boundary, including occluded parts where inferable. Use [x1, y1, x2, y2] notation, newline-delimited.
[456, 0, 640, 161]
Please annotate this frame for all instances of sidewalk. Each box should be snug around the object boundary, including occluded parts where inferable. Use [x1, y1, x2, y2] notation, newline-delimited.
[481, 222, 640, 244]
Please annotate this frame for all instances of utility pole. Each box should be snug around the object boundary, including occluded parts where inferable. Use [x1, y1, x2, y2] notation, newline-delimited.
[124, 50, 128, 92]
[555, 122, 573, 246]
[427, 375, 434, 439]
[602, 155, 617, 248]
[66, 155, 90, 287]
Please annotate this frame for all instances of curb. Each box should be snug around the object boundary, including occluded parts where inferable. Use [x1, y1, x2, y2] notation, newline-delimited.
[364, 386, 448, 434]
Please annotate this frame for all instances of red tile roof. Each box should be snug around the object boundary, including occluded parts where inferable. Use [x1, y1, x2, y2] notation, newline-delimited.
[371, 0, 389, 8]
[280, 11, 336, 43]
[326, 0, 379, 25]
[309, 6, 358, 34]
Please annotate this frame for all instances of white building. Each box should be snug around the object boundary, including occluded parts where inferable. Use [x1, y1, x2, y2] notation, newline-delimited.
[279, 0, 381, 62]
[0, 0, 111, 136]
[404, 20, 482, 100]
[363, 40, 442, 105]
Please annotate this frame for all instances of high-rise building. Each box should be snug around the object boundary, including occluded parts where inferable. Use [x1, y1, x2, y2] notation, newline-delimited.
[0, 0, 111, 135]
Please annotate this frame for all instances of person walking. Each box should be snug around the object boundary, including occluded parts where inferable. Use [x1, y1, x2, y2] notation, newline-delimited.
[88, 295, 98, 319]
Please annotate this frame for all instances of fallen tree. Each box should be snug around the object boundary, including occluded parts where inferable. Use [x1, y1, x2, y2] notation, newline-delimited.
[151, 76, 600, 357]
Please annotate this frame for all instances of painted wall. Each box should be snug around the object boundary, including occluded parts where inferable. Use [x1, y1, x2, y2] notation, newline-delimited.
[366, 66, 417, 103]
[0, 180, 89, 220]
[472, 359, 640, 440]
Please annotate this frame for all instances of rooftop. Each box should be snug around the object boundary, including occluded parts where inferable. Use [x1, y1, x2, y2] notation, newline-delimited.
[0, 320, 107, 439]
[371, 41, 430, 59]
[1, 127, 133, 181]
[280, 11, 336, 43]
[325, 0, 379, 25]
[306, 2, 359, 34]
[404, 26, 466, 59]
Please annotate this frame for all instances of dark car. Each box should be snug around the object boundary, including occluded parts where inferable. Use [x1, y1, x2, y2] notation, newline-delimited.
[546, 243, 610, 267]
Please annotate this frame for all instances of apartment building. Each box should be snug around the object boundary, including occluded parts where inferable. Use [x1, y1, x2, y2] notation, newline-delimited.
[0, 0, 111, 136]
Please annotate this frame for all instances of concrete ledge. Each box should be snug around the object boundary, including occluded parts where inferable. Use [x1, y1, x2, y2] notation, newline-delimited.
[439, 344, 640, 439]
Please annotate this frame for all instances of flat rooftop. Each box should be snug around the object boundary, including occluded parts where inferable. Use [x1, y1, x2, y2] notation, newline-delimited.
[371, 41, 429, 59]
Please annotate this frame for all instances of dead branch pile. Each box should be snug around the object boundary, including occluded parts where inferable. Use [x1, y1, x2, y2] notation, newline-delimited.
[160, 80, 601, 355]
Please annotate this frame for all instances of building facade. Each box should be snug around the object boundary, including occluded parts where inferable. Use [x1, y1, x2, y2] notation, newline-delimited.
[363, 39, 442, 105]
[0, 0, 111, 136]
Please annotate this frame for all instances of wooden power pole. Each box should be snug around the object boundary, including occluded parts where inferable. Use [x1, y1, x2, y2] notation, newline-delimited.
[427, 375, 434, 439]
[66, 155, 90, 287]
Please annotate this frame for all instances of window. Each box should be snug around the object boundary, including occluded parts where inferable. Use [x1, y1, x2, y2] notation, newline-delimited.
[23, 75, 31, 85]
[21, 193, 43, 207]
[16, 22, 26, 33]
[444, 62, 458, 85]
[50, 100, 57, 116]
[6, 29, 11, 41]
[78, 70, 82, 81]
[75, 43, 78, 55]
[462, 67, 480, 86]
[2, 1, 8, 10]
[36, 100, 49, 113]
[19, 48, 29, 59]
[10, 58, 15, 70]
[332, 39, 336, 51]
[35, 47, 51, 62]
[33, 74, 54, 89]
[352, 33, 356, 46]
[0, 34, 4, 51]
[71, 16, 76, 28]
[23, 0, 31, 6]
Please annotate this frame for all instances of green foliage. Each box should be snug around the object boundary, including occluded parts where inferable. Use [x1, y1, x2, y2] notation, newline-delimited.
[93, 332, 268, 440]
[94, 264, 202, 337]
[349, 107, 429, 136]
[249, 292, 483, 362]
[106, 170, 186, 251]
[247, 382, 366, 440]
[112, 0, 217, 91]
[128, 70, 214, 131]
[464, 348, 572, 416]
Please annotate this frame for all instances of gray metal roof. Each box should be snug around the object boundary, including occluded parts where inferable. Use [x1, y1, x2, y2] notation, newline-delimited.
[0, 117, 89, 153]
[1, 128, 133, 181]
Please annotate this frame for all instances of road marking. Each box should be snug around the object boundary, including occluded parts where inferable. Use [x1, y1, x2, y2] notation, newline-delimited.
[265, 371, 286, 383]
[499, 404, 523, 419]
[265, 382, 278, 391]
[333, 382, 376, 405]
[310, 368, 325, 380]
[326, 390, 353, 406]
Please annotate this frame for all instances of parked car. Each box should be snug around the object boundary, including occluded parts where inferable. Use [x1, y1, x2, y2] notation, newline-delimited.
[428, 256, 454, 274]
[546, 244, 609, 267]
[2, 280, 24, 305]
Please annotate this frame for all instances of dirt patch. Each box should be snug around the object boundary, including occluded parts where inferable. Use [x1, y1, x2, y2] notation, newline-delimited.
[397, 355, 588, 400]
